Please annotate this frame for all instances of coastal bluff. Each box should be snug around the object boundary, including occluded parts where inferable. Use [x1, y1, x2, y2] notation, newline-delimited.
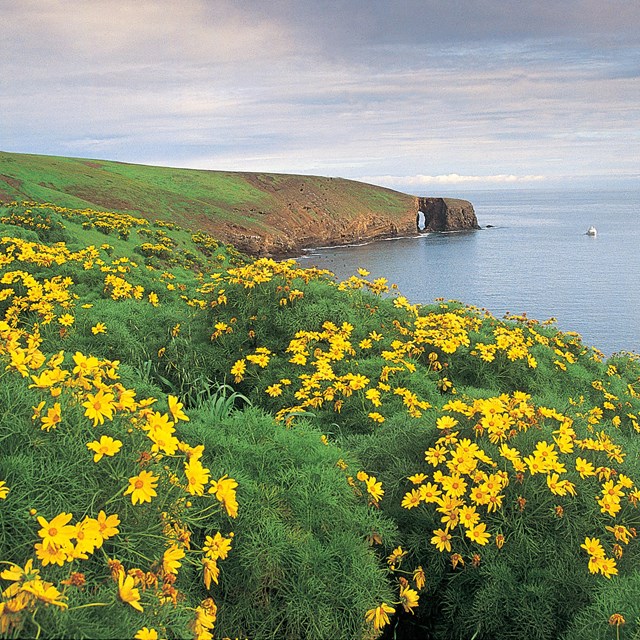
[416, 197, 480, 233]
[0, 151, 479, 257]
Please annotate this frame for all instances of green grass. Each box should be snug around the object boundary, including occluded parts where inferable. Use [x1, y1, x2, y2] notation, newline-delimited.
[0, 151, 417, 250]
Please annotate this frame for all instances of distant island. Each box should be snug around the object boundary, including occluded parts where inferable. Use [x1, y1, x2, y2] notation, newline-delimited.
[0, 151, 478, 256]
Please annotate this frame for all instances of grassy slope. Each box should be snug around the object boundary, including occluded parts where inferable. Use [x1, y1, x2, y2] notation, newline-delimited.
[2, 193, 640, 639]
[0, 151, 416, 243]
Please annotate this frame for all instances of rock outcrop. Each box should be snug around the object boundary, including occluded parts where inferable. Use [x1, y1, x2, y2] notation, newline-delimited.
[416, 197, 480, 233]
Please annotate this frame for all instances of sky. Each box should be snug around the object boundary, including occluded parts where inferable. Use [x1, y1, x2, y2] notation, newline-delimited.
[1, 0, 639, 193]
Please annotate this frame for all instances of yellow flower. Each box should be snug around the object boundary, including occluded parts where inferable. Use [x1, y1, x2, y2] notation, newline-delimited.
[21, 579, 68, 608]
[162, 544, 185, 575]
[466, 522, 491, 545]
[58, 313, 75, 327]
[37, 512, 76, 550]
[365, 603, 395, 631]
[91, 322, 107, 335]
[581, 536, 605, 558]
[265, 383, 283, 397]
[431, 528, 452, 553]
[230, 359, 246, 382]
[436, 415, 459, 430]
[96, 510, 120, 540]
[118, 570, 143, 612]
[86, 435, 122, 462]
[401, 488, 422, 509]
[81, 389, 115, 426]
[35, 540, 72, 566]
[184, 457, 210, 496]
[413, 565, 426, 590]
[592, 556, 618, 579]
[134, 628, 158, 640]
[124, 470, 159, 505]
[208, 475, 239, 518]
[40, 402, 62, 431]
[459, 505, 480, 529]
[399, 583, 419, 614]
[203, 532, 233, 561]
[168, 394, 189, 422]
[420, 482, 442, 503]
[365, 475, 384, 503]
[575, 457, 596, 478]
[202, 557, 220, 588]
[387, 546, 406, 566]
[0, 480, 9, 500]
[73, 518, 102, 555]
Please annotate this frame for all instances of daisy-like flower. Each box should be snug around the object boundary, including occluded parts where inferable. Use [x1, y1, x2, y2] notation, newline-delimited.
[466, 522, 491, 546]
[40, 403, 62, 431]
[365, 475, 384, 503]
[72, 518, 102, 556]
[96, 510, 120, 541]
[118, 570, 143, 612]
[184, 457, 210, 496]
[0, 480, 10, 500]
[208, 475, 239, 518]
[365, 603, 395, 631]
[399, 583, 420, 614]
[82, 389, 115, 426]
[58, 314, 75, 327]
[21, 579, 68, 608]
[168, 395, 189, 422]
[202, 557, 220, 589]
[37, 512, 76, 550]
[124, 470, 159, 505]
[265, 383, 283, 397]
[0, 558, 39, 583]
[86, 435, 123, 462]
[413, 565, 426, 590]
[91, 322, 107, 335]
[431, 528, 452, 553]
[203, 532, 233, 561]
[134, 628, 158, 640]
[162, 544, 185, 575]
[230, 359, 246, 382]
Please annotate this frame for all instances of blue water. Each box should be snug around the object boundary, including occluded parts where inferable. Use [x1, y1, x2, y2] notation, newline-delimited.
[299, 188, 640, 356]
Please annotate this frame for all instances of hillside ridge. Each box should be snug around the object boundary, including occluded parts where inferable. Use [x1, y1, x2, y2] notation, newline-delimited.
[0, 150, 476, 255]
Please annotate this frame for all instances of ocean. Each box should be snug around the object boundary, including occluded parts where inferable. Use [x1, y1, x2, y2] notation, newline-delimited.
[298, 188, 640, 356]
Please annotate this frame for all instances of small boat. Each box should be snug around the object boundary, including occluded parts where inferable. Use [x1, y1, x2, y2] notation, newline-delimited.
[586, 226, 597, 236]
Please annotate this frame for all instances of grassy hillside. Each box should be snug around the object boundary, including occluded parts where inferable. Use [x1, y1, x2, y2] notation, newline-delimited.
[1, 188, 640, 638]
[0, 151, 417, 255]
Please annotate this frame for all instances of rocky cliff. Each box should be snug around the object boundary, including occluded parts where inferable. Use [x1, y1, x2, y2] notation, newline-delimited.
[416, 197, 480, 233]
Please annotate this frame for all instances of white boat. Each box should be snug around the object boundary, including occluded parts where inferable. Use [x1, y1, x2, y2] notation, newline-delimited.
[586, 226, 597, 236]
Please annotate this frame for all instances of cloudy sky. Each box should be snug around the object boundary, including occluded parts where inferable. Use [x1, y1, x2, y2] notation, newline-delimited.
[2, 0, 639, 192]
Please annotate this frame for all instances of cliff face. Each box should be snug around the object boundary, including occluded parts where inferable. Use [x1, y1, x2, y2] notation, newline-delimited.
[416, 197, 480, 233]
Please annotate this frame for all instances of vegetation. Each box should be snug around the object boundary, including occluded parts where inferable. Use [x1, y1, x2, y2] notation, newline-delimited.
[0, 151, 416, 254]
[1, 197, 640, 639]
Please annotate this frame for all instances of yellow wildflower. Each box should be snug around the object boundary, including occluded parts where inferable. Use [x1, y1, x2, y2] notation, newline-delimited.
[124, 470, 159, 505]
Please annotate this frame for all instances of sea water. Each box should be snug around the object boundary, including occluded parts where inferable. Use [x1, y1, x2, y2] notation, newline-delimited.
[299, 188, 640, 356]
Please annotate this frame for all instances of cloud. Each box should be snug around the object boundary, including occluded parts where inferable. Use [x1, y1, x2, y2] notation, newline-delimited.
[358, 173, 547, 191]
[1, 1, 638, 188]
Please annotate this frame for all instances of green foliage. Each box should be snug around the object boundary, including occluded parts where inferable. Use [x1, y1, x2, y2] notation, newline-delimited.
[2, 197, 640, 639]
[181, 408, 396, 639]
